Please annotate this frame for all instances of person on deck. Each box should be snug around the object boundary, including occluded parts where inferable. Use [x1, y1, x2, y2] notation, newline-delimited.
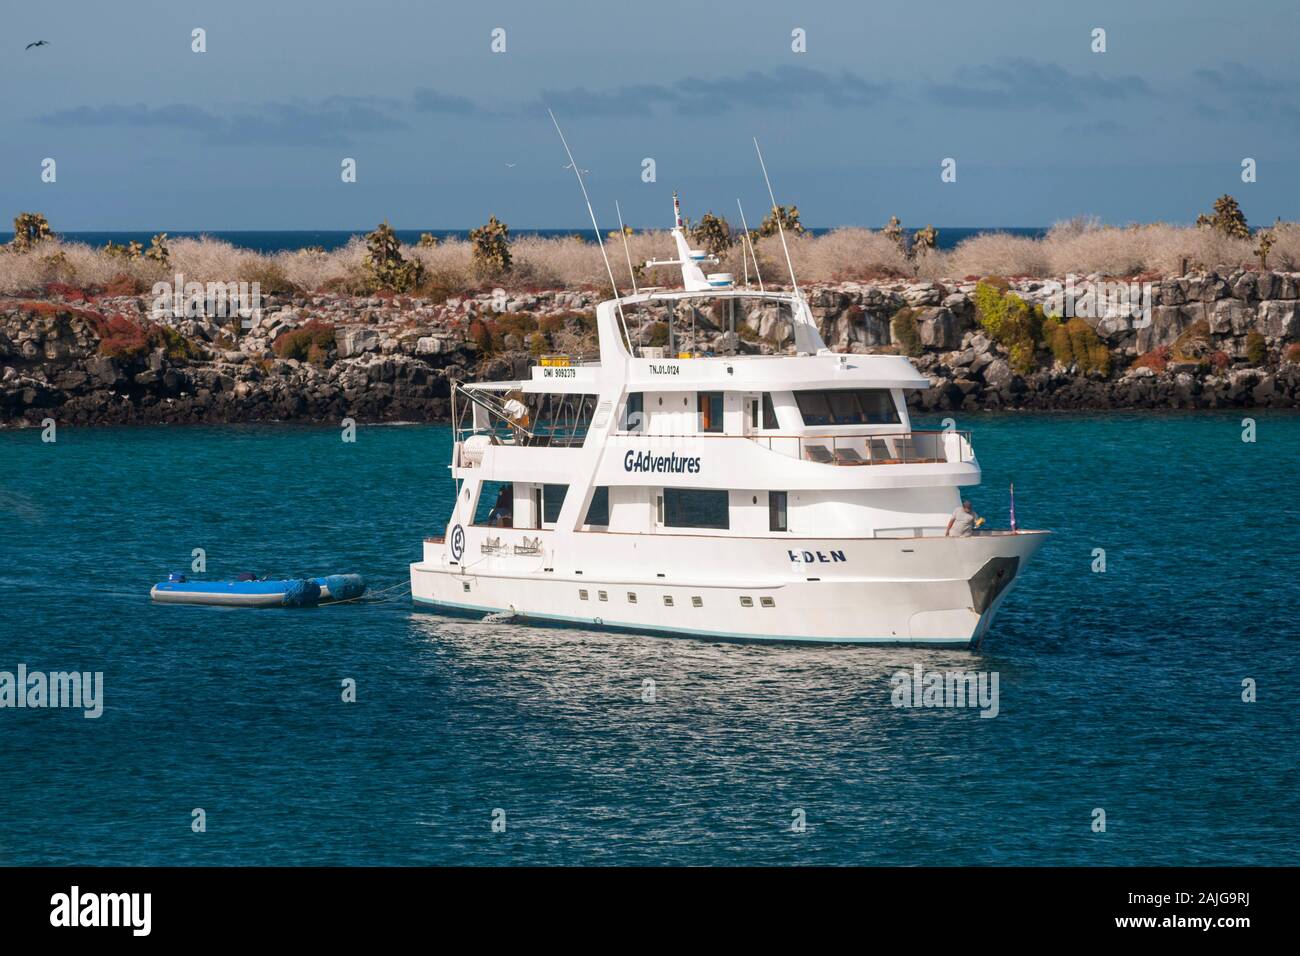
[487, 486, 513, 528]
[945, 500, 980, 537]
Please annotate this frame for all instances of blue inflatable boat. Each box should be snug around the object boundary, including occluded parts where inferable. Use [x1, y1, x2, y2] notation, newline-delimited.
[150, 573, 366, 608]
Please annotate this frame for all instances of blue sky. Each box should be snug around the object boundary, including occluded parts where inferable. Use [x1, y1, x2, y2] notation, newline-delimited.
[3, 0, 1298, 229]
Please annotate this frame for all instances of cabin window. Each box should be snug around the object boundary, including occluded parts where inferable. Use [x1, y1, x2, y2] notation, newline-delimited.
[794, 389, 900, 426]
[627, 592, 637, 603]
[598, 590, 608, 602]
[760, 596, 775, 608]
[584, 486, 609, 527]
[663, 595, 674, 606]
[739, 596, 754, 607]
[623, 392, 644, 432]
[697, 391, 724, 433]
[663, 488, 730, 530]
[579, 589, 589, 600]
[761, 392, 778, 430]
[691, 596, 703, 608]
[769, 491, 788, 532]
[473, 481, 513, 527]
[542, 484, 568, 524]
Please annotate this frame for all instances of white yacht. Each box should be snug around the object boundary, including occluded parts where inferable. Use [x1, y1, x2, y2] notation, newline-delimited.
[411, 192, 1048, 646]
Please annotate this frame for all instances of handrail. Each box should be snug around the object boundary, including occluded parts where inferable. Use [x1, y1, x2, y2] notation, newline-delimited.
[746, 429, 973, 466]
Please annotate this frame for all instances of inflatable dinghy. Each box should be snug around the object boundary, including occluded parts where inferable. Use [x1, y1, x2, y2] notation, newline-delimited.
[151, 572, 366, 608]
[314, 574, 367, 602]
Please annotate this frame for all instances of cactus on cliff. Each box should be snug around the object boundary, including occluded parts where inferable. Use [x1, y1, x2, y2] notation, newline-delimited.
[689, 213, 732, 257]
[364, 220, 425, 292]
[470, 215, 512, 274]
[11, 212, 52, 251]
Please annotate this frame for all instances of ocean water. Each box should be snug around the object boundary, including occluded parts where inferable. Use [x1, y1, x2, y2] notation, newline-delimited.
[0, 412, 1296, 866]
[0, 227, 1045, 254]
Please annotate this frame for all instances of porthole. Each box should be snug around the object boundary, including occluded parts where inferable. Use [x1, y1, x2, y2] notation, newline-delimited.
[462, 582, 471, 592]
[691, 596, 703, 608]
[663, 595, 674, 607]
[579, 589, 589, 601]
[760, 596, 775, 608]
[598, 590, 608, 602]
[739, 596, 754, 607]
[627, 592, 637, 603]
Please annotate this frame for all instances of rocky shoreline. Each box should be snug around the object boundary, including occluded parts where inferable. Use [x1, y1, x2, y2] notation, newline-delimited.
[3, 272, 1299, 427]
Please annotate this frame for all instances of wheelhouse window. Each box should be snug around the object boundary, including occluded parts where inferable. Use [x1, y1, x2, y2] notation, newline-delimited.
[663, 488, 729, 530]
[697, 391, 724, 433]
[524, 393, 599, 446]
[761, 392, 778, 430]
[794, 389, 900, 426]
[769, 491, 788, 532]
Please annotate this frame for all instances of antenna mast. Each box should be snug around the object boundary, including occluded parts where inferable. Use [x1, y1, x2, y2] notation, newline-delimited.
[615, 200, 638, 295]
[548, 109, 632, 349]
[753, 138, 800, 300]
[735, 198, 764, 292]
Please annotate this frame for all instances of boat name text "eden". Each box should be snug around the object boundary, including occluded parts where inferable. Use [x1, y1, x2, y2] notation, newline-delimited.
[624, 451, 701, 473]
[790, 549, 847, 563]
[648, 363, 680, 375]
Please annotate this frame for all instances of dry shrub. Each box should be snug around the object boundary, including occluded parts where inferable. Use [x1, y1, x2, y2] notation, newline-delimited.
[948, 232, 1052, 278]
[167, 236, 264, 283]
[1263, 222, 1300, 271]
[789, 228, 912, 280]
[1042, 219, 1150, 276]
[7, 225, 1300, 301]
[281, 238, 368, 292]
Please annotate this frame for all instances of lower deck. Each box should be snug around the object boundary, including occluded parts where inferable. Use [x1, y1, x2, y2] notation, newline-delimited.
[411, 528, 1047, 646]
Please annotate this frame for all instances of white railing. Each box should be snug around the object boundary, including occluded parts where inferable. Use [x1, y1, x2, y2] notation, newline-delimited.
[746, 429, 972, 465]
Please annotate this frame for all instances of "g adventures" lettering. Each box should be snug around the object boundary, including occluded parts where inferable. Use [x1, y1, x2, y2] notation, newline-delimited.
[624, 450, 701, 474]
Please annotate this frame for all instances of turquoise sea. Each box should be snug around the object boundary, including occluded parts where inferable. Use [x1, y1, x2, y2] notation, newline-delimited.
[0, 413, 1296, 865]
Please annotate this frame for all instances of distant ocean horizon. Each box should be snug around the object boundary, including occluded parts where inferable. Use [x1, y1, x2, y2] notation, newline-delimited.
[0, 227, 1047, 254]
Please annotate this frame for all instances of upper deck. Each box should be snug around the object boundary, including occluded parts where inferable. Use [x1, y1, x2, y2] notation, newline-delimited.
[448, 193, 968, 489]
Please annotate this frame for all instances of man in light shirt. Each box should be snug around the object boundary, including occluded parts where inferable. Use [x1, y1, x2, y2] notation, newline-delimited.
[946, 499, 981, 537]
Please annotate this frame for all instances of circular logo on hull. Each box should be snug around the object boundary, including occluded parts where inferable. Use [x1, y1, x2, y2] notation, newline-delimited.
[450, 524, 465, 561]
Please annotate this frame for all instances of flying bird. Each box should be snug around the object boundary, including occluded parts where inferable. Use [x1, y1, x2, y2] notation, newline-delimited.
[563, 162, 590, 174]
[25, 40, 50, 50]
[505, 163, 516, 168]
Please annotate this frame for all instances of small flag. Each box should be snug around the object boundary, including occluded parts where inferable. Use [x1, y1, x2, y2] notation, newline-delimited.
[1009, 481, 1017, 533]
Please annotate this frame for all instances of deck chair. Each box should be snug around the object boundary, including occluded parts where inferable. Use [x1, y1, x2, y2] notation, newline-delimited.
[866, 437, 897, 464]
[892, 435, 917, 462]
[805, 444, 834, 464]
[834, 447, 867, 465]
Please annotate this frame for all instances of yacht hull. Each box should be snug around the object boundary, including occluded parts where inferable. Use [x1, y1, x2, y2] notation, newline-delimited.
[410, 530, 1046, 647]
